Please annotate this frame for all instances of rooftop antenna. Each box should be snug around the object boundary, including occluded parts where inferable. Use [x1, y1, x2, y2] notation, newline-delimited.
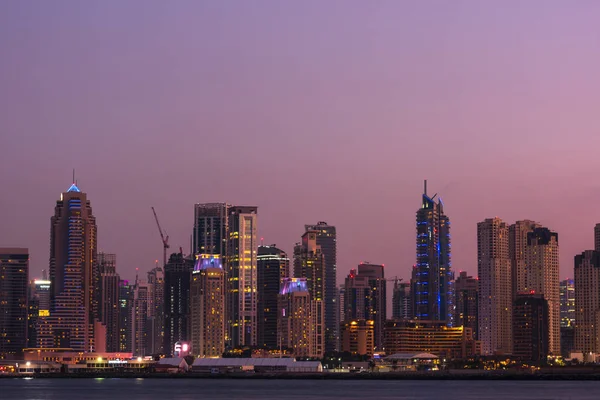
[72, 169, 75, 184]
[424, 179, 427, 196]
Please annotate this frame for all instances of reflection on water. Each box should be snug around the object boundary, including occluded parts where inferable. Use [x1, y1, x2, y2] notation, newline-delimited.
[1, 378, 596, 400]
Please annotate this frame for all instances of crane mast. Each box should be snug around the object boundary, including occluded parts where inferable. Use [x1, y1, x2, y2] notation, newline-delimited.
[151, 206, 170, 267]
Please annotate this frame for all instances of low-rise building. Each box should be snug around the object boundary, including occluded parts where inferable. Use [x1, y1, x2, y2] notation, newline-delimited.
[341, 320, 374, 356]
[192, 357, 322, 373]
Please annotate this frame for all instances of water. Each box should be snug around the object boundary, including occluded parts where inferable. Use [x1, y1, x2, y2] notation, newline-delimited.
[0, 378, 596, 399]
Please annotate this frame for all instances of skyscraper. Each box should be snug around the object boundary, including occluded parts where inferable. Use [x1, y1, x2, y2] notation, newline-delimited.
[98, 253, 120, 352]
[412, 181, 452, 325]
[509, 220, 540, 300]
[257, 245, 289, 349]
[278, 278, 313, 357]
[523, 227, 560, 355]
[192, 203, 228, 257]
[132, 277, 149, 356]
[0, 248, 28, 359]
[343, 263, 386, 349]
[293, 232, 325, 357]
[191, 254, 225, 358]
[595, 223, 600, 253]
[513, 293, 549, 363]
[227, 206, 258, 348]
[559, 279, 575, 328]
[392, 280, 411, 320]
[304, 222, 337, 352]
[454, 271, 478, 339]
[574, 250, 600, 353]
[118, 280, 134, 352]
[164, 252, 194, 355]
[146, 265, 165, 355]
[27, 278, 51, 348]
[44, 182, 98, 352]
[477, 217, 512, 355]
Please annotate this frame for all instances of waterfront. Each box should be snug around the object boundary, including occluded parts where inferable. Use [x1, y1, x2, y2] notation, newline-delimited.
[2, 378, 598, 400]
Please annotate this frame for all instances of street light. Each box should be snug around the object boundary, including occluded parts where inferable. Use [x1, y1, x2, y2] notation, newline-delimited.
[26, 362, 31, 367]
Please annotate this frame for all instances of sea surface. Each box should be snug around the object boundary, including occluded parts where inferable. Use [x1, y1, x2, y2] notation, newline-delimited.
[1, 378, 597, 400]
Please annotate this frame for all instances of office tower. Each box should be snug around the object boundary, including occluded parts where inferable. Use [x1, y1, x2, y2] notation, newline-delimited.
[454, 271, 478, 339]
[0, 248, 28, 359]
[192, 203, 229, 257]
[132, 278, 149, 356]
[257, 245, 289, 349]
[278, 278, 313, 357]
[293, 231, 325, 357]
[412, 181, 452, 325]
[343, 263, 386, 349]
[227, 206, 258, 348]
[45, 183, 98, 352]
[392, 280, 411, 320]
[97, 253, 119, 352]
[511, 225, 560, 356]
[338, 285, 345, 326]
[118, 280, 134, 352]
[477, 217, 512, 355]
[147, 265, 165, 355]
[509, 220, 540, 300]
[341, 320, 375, 356]
[574, 250, 600, 353]
[560, 279, 575, 328]
[164, 252, 194, 355]
[595, 224, 600, 252]
[513, 293, 549, 362]
[191, 255, 225, 358]
[27, 278, 51, 348]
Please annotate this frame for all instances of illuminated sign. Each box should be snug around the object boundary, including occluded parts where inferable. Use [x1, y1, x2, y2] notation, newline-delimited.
[39, 310, 50, 317]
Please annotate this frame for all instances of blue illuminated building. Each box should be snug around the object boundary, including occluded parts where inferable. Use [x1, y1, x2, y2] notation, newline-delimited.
[411, 180, 453, 326]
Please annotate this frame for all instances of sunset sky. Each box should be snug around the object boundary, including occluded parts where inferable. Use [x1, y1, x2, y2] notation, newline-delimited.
[2, 1, 600, 284]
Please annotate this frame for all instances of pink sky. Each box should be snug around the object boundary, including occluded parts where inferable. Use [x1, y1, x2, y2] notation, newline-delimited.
[1, 1, 600, 285]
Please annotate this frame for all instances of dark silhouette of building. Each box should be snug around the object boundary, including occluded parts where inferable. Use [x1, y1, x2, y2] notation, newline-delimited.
[164, 252, 193, 355]
[0, 248, 28, 359]
[454, 271, 478, 339]
[392, 280, 411, 320]
[304, 222, 337, 352]
[98, 253, 120, 352]
[574, 250, 600, 353]
[146, 265, 164, 355]
[412, 181, 452, 325]
[257, 245, 289, 349]
[513, 293, 549, 363]
[118, 279, 133, 352]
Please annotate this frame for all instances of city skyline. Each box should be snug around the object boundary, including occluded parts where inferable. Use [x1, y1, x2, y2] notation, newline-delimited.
[3, 1, 600, 288]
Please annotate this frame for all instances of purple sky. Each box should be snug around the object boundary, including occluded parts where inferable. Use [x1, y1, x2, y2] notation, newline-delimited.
[2, 1, 600, 285]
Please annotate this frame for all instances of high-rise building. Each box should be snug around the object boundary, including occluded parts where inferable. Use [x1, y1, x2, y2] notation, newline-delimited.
[338, 285, 345, 326]
[44, 182, 98, 352]
[257, 245, 289, 349]
[574, 250, 600, 353]
[146, 265, 165, 355]
[412, 181, 452, 325]
[509, 224, 560, 356]
[118, 280, 134, 352]
[595, 224, 600, 252]
[0, 248, 28, 359]
[27, 278, 51, 348]
[98, 253, 119, 352]
[278, 278, 313, 357]
[560, 279, 575, 328]
[392, 280, 411, 320]
[227, 206, 258, 348]
[343, 263, 386, 350]
[192, 203, 229, 257]
[454, 271, 478, 339]
[477, 217, 512, 355]
[191, 255, 225, 358]
[304, 222, 337, 352]
[132, 278, 149, 356]
[513, 293, 549, 363]
[164, 252, 194, 355]
[293, 231, 325, 357]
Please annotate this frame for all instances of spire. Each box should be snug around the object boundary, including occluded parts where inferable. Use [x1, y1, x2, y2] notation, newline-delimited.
[66, 169, 81, 192]
[424, 179, 427, 196]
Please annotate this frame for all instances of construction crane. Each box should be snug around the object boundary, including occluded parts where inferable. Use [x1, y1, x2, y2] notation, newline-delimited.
[151, 207, 170, 267]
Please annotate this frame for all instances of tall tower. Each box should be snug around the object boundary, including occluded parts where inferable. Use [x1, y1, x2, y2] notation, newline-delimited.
[227, 206, 258, 348]
[477, 217, 512, 355]
[132, 277, 149, 356]
[574, 250, 600, 353]
[454, 271, 479, 339]
[191, 255, 225, 358]
[278, 278, 313, 357]
[118, 280, 134, 352]
[293, 231, 325, 357]
[164, 252, 194, 355]
[509, 220, 540, 300]
[193, 203, 229, 257]
[146, 265, 165, 355]
[412, 181, 451, 324]
[392, 280, 411, 320]
[304, 222, 337, 352]
[595, 224, 600, 252]
[98, 253, 120, 352]
[513, 293, 549, 362]
[257, 245, 289, 349]
[45, 182, 98, 352]
[343, 263, 386, 349]
[559, 279, 575, 328]
[0, 248, 28, 359]
[523, 227, 560, 356]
